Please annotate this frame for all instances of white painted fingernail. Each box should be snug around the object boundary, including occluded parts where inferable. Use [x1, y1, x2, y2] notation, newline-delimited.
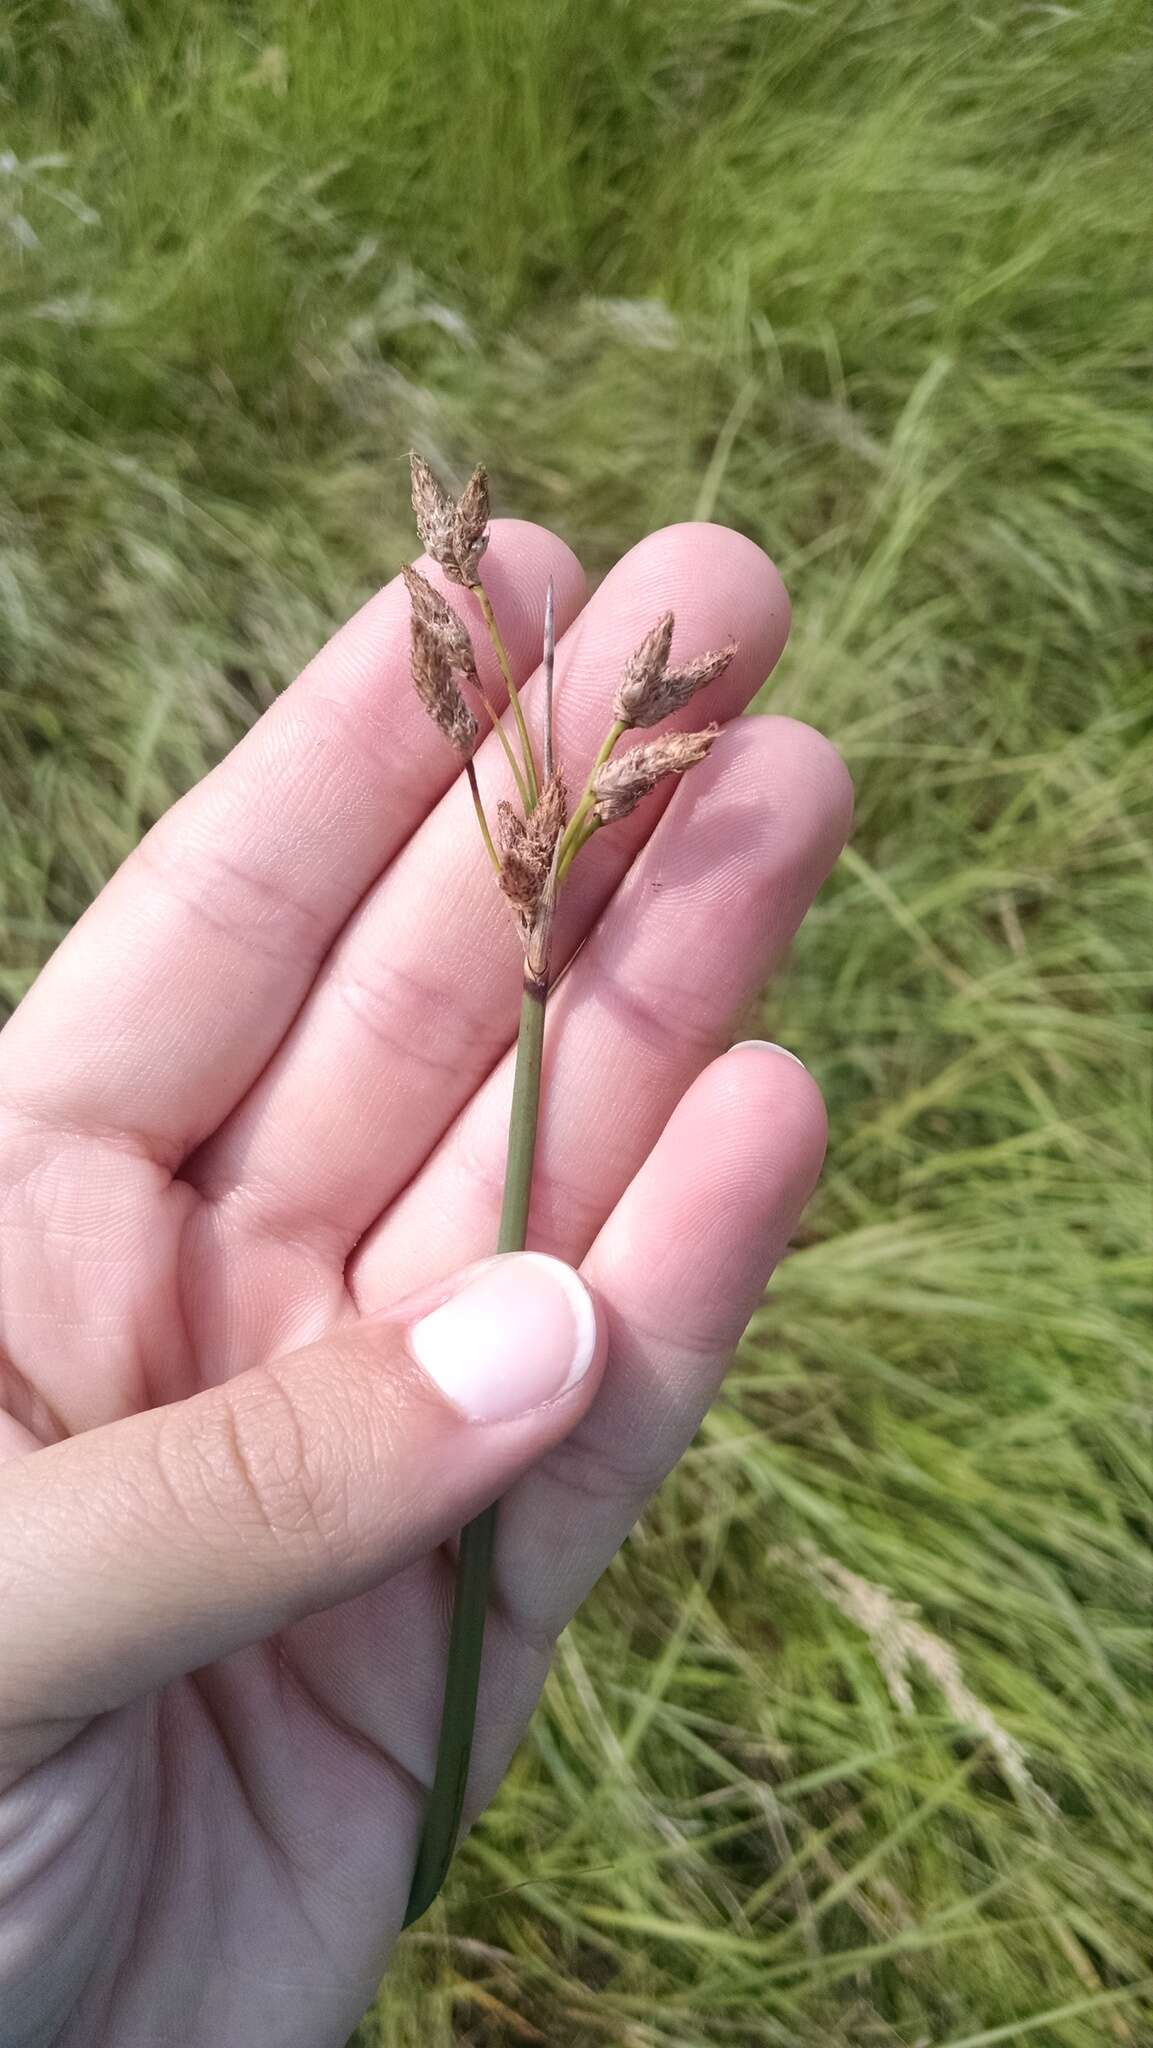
[730, 1039, 807, 1070]
[409, 1253, 599, 1424]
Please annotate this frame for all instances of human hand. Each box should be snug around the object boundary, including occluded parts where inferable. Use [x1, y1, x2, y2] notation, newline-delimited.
[0, 518, 851, 2047]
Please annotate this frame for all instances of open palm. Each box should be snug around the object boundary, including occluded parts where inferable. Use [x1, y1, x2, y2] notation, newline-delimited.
[0, 518, 850, 2048]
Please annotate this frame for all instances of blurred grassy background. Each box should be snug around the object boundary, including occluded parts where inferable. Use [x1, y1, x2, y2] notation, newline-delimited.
[2, 2, 1151, 2042]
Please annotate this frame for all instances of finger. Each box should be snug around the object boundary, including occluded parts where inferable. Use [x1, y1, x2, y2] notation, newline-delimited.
[0, 1253, 604, 1778]
[493, 1042, 828, 1644]
[309, 1041, 828, 1812]
[353, 713, 851, 1307]
[191, 524, 790, 1253]
[0, 525, 585, 1164]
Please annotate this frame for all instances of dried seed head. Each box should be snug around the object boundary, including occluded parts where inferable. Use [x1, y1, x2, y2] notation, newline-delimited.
[497, 843, 541, 918]
[496, 797, 525, 856]
[613, 613, 735, 729]
[497, 773, 568, 922]
[529, 771, 568, 860]
[591, 727, 719, 825]
[410, 453, 457, 567]
[612, 613, 675, 728]
[401, 564, 478, 678]
[495, 801, 538, 916]
[454, 465, 490, 584]
[409, 452, 491, 586]
[410, 612, 478, 755]
[627, 643, 736, 729]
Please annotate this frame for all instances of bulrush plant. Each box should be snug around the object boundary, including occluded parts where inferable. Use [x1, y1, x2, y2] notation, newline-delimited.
[401, 456, 734, 1924]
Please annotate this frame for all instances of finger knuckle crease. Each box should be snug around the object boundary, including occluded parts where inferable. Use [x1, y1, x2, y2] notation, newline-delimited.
[183, 1376, 338, 1556]
[594, 967, 718, 1057]
[544, 1432, 657, 1514]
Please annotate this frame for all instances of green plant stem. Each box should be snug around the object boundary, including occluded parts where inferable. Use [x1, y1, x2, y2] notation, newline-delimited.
[473, 581, 539, 808]
[403, 971, 549, 1927]
[472, 676, 532, 814]
[556, 719, 625, 881]
[465, 758, 500, 873]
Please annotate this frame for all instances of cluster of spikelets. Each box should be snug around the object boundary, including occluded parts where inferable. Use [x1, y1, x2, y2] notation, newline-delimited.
[405, 455, 734, 980]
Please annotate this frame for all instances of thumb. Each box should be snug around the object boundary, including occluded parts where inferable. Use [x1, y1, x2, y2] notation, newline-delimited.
[0, 1253, 603, 1755]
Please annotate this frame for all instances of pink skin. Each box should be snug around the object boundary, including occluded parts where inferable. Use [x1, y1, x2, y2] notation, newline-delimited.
[0, 521, 851, 2048]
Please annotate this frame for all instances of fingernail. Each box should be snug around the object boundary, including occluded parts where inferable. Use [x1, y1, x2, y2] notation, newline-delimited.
[731, 1039, 807, 1070]
[409, 1253, 598, 1424]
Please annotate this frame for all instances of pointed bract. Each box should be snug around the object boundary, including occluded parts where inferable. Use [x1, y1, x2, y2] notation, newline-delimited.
[542, 576, 556, 780]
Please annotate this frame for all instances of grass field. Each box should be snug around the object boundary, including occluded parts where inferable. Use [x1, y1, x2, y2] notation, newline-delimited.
[3, 2, 1152, 2042]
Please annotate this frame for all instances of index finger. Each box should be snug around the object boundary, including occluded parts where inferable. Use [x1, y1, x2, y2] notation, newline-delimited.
[0, 523, 585, 1165]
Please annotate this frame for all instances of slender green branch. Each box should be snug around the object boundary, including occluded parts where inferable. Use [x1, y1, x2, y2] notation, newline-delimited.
[556, 718, 625, 881]
[465, 759, 500, 873]
[471, 676, 531, 813]
[473, 581, 539, 808]
[403, 973, 548, 1927]
[557, 814, 601, 885]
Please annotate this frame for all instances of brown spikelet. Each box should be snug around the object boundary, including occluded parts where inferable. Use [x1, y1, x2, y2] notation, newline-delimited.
[401, 564, 478, 679]
[495, 801, 536, 915]
[410, 613, 478, 755]
[496, 798, 525, 857]
[591, 727, 719, 825]
[409, 454, 457, 568]
[624, 642, 736, 729]
[612, 613, 675, 728]
[454, 465, 491, 585]
[613, 612, 736, 729]
[409, 452, 491, 586]
[497, 773, 568, 921]
[529, 771, 567, 860]
[497, 847, 540, 918]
